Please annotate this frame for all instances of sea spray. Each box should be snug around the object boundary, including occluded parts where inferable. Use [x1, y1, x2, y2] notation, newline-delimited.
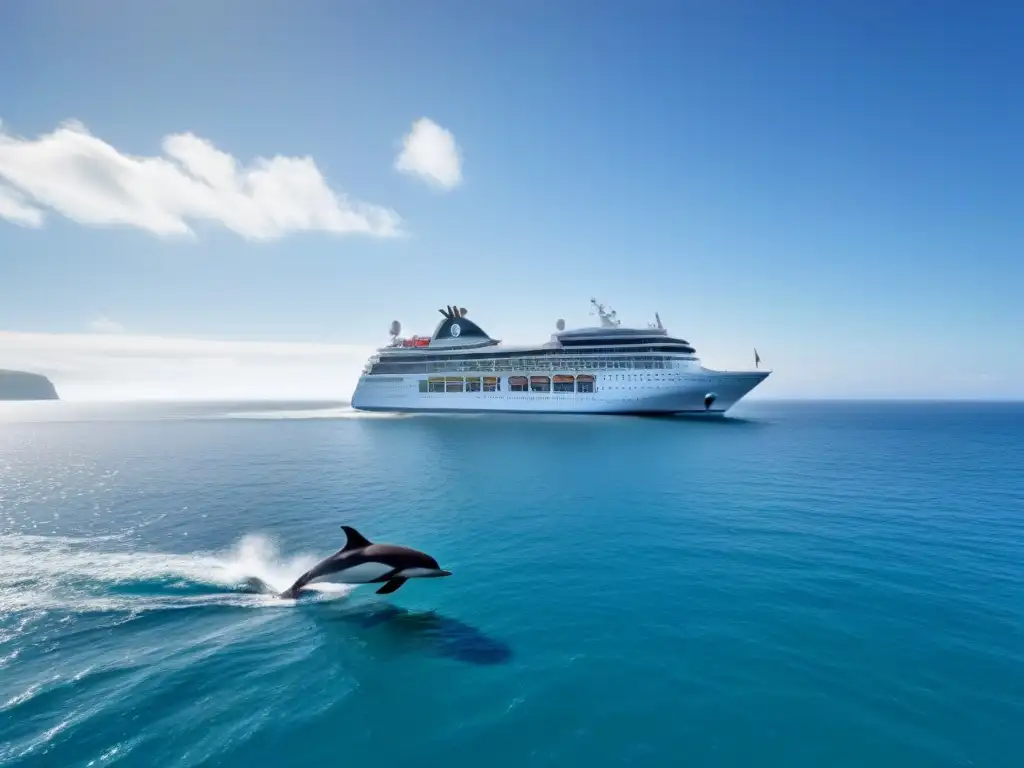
[0, 532, 353, 614]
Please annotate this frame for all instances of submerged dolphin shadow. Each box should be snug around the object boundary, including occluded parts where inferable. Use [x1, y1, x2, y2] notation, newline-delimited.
[318, 599, 513, 666]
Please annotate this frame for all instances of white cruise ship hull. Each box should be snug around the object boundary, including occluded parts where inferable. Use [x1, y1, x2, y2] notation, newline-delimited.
[351, 368, 769, 416]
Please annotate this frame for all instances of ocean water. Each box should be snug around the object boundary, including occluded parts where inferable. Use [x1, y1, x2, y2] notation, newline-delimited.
[1, 400, 1022, 767]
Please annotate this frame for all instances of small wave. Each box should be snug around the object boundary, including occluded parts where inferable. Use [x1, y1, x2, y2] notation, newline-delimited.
[0, 532, 353, 616]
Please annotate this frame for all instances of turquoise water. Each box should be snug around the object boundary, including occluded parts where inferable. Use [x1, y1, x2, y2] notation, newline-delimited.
[1, 400, 1022, 767]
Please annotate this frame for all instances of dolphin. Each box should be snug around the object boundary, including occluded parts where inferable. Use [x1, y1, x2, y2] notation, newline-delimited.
[275, 526, 451, 599]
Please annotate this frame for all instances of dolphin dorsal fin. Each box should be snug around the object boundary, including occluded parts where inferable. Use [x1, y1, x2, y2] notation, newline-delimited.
[340, 525, 372, 550]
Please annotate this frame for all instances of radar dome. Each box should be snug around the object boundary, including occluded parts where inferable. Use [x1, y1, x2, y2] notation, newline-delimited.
[389, 320, 401, 336]
[556, 318, 566, 331]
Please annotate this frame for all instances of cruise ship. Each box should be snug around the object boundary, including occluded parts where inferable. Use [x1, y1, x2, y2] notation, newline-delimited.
[350, 300, 770, 416]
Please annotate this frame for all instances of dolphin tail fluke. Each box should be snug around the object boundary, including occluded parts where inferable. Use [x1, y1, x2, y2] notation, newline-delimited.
[278, 576, 308, 600]
[376, 578, 407, 595]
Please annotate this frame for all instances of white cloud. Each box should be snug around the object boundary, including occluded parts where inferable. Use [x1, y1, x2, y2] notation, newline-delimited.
[89, 316, 125, 334]
[0, 119, 402, 240]
[0, 330, 374, 401]
[395, 117, 463, 190]
[0, 184, 43, 227]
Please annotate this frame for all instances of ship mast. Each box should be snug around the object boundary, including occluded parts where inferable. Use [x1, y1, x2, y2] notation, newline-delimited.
[589, 298, 621, 328]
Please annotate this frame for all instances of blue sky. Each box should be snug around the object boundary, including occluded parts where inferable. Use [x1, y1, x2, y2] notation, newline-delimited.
[1, 0, 1022, 399]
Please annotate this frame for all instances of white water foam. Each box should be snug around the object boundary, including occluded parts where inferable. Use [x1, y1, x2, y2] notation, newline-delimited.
[222, 406, 407, 420]
[0, 532, 354, 614]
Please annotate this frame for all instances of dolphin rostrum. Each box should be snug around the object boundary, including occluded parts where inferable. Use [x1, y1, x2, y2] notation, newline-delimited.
[277, 526, 451, 599]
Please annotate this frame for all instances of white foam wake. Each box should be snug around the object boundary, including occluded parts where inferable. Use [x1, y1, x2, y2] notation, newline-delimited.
[0, 532, 353, 614]
[222, 406, 406, 420]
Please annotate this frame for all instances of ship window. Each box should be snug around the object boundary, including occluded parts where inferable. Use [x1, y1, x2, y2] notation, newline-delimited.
[553, 374, 574, 393]
[418, 380, 428, 393]
[428, 377, 446, 393]
[483, 376, 499, 392]
[530, 376, 551, 392]
[576, 375, 595, 393]
[445, 376, 464, 393]
[465, 377, 481, 392]
[508, 376, 528, 392]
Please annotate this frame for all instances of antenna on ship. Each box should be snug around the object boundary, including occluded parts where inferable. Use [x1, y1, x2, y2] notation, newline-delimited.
[589, 298, 621, 328]
[388, 320, 402, 345]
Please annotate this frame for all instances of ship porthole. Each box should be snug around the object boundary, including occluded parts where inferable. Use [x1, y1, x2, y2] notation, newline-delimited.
[703, 392, 718, 410]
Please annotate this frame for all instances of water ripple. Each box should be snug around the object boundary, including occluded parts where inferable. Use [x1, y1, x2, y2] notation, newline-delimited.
[0, 400, 1021, 767]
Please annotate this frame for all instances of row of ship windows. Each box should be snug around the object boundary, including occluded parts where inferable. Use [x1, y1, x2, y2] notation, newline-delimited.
[418, 375, 597, 394]
[558, 337, 692, 348]
[369, 357, 694, 375]
[380, 345, 696, 363]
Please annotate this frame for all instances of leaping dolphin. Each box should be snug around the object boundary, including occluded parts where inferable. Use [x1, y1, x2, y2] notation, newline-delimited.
[276, 526, 451, 599]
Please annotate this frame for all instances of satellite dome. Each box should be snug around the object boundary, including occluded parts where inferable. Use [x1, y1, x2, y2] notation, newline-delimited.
[556, 318, 566, 331]
[389, 320, 401, 336]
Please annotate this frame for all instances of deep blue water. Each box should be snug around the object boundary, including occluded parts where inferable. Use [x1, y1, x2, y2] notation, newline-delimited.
[1, 400, 1022, 767]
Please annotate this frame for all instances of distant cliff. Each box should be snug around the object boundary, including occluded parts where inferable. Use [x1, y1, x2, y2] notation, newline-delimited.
[0, 370, 60, 401]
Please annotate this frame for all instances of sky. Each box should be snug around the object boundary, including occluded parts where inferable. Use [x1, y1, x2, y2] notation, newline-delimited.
[1, 0, 1022, 400]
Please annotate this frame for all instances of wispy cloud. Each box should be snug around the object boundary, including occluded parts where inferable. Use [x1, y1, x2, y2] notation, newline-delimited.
[395, 117, 463, 190]
[0, 184, 43, 227]
[89, 316, 125, 334]
[0, 330, 373, 401]
[0, 119, 402, 240]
